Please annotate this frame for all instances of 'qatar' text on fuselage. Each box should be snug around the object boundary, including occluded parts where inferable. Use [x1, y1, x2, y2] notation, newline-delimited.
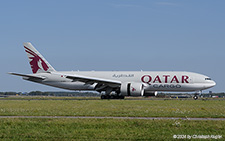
[141, 75, 189, 84]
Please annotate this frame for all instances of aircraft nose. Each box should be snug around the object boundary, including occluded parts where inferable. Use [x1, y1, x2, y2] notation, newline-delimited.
[211, 80, 216, 87]
[203, 80, 216, 89]
[203, 79, 216, 89]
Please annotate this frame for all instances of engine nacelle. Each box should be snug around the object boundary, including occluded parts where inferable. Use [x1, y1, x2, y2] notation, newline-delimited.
[120, 82, 144, 96]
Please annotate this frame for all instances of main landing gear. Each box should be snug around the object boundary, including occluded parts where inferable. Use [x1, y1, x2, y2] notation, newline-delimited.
[100, 88, 125, 99]
[101, 95, 125, 99]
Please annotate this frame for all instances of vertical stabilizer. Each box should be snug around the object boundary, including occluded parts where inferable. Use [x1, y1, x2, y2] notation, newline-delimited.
[23, 42, 56, 73]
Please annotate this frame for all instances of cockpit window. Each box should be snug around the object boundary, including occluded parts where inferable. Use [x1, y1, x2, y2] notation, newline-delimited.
[205, 78, 211, 80]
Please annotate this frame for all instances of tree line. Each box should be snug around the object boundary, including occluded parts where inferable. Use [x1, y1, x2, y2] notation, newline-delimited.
[0, 91, 100, 97]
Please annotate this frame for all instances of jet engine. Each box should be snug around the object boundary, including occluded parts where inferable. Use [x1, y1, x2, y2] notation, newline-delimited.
[120, 82, 144, 96]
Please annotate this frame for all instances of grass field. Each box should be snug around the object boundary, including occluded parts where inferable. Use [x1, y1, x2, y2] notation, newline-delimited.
[0, 99, 224, 118]
[0, 98, 224, 140]
[0, 118, 224, 140]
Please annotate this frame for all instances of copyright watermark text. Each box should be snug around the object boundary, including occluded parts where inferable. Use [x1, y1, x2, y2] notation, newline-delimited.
[173, 135, 222, 139]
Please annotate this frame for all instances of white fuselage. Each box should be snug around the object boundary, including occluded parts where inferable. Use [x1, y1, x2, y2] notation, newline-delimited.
[30, 71, 216, 92]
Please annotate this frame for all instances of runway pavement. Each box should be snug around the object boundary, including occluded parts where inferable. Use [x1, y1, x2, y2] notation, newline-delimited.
[0, 116, 224, 120]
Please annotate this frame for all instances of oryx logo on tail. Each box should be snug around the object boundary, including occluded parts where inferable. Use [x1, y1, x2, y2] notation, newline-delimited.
[23, 42, 55, 74]
[24, 46, 49, 73]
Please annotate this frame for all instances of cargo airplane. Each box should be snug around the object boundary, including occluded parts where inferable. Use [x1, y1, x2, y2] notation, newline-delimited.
[9, 42, 216, 99]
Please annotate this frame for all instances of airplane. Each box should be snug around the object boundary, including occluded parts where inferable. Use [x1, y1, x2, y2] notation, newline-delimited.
[9, 42, 216, 100]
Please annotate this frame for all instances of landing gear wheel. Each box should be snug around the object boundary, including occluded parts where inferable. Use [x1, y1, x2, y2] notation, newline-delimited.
[105, 95, 110, 99]
[101, 95, 105, 99]
[109, 95, 113, 99]
[193, 95, 198, 100]
[101, 95, 111, 99]
[119, 95, 125, 99]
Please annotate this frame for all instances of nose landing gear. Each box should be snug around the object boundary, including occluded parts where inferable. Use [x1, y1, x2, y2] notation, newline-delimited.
[193, 95, 198, 100]
[193, 90, 202, 100]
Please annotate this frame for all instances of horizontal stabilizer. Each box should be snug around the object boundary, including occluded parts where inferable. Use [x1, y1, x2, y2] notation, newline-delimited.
[8, 72, 46, 80]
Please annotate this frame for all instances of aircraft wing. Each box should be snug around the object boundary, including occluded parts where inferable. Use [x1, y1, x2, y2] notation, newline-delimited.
[8, 72, 46, 80]
[67, 75, 121, 85]
[53, 72, 121, 88]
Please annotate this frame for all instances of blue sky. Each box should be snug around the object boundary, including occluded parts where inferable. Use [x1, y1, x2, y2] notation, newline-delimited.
[0, 0, 224, 92]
